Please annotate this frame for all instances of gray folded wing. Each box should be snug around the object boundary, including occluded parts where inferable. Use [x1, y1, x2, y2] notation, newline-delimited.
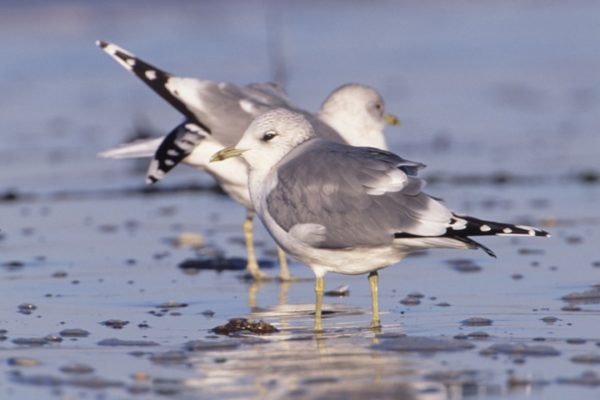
[266, 140, 453, 249]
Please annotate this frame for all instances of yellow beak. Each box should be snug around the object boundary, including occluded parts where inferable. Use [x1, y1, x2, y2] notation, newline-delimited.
[384, 113, 401, 126]
[210, 146, 247, 162]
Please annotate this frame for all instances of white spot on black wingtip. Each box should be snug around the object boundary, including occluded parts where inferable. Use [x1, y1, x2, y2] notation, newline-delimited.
[126, 58, 136, 67]
[145, 70, 157, 80]
[503, 227, 512, 234]
[480, 224, 491, 232]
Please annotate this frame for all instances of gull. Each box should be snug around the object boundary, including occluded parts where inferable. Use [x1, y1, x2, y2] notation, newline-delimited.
[96, 41, 399, 281]
[210, 108, 550, 330]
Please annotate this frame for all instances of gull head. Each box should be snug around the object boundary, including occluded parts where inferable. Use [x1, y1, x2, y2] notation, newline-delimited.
[318, 83, 399, 150]
[211, 108, 316, 172]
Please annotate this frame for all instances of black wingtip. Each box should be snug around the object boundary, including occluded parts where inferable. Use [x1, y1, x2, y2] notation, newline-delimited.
[96, 40, 108, 49]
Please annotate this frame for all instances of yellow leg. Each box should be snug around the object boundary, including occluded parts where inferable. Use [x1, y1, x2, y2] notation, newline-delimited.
[277, 246, 293, 281]
[314, 276, 325, 332]
[369, 271, 381, 329]
[243, 212, 271, 281]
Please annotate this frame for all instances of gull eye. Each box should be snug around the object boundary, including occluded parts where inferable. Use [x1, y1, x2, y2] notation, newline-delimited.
[374, 103, 382, 111]
[262, 130, 278, 142]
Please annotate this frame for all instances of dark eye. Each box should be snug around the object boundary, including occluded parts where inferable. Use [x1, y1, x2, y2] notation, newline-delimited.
[374, 103, 382, 111]
[262, 130, 278, 142]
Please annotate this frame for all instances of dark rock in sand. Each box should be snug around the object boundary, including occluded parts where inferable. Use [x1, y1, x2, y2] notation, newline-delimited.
[461, 317, 493, 327]
[179, 257, 274, 272]
[59, 328, 90, 338]
[17, 303, 37, 315]
[557, 370, 600, 386]
[201, 310, 215, 318]
[149, 351, 188, 365]
[562, 288, 600, 303]
[12, 337, 51, 346]
[212, 318, 279, 335]
[571, 354, 600, 365]
[60, 363, 94, 374]
[481, 343, 560, 357]
[97, 338, 159, 347]
[468, 331, 490, 339]
[400, 297, 421, 306]
[8, 357, 41, 367]
[100, 319, 130, 329]
[446, 259, 482, 273]
[566, 338, 587, 345]
[541, 316, 559, 324]
[184, 340, 240, 352]
[374, 336, 475, 352]
[44, 335, 62, 343]
[325, 285, 350, 297]
[157, 301, 188, 309]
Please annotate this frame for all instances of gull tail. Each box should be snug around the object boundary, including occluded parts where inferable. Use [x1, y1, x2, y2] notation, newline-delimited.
[98, 137, 163, 159]
[446, 214, 550, 257]
[146, 121, 208, 184]
[95, 40, 210, 133]
[395, 214, 549, 258]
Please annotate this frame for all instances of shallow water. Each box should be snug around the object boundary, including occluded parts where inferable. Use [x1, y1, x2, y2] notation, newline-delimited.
[1, 1, 599, 399]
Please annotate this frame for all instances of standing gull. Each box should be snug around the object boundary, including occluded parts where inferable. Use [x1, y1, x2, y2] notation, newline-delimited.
[211, 109, 550, 330]
[96, 41, 399, 281]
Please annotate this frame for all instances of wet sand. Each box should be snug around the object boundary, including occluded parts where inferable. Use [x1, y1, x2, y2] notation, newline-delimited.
[1, 1, 599, 399]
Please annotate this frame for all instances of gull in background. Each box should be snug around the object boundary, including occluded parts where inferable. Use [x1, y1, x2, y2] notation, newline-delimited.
[96, 41, 399, 281]
[211, 108, 550, 330]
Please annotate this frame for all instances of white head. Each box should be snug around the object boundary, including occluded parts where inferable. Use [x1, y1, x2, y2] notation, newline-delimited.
[210, 108, 315, 173]
[318, 83, 398, 150]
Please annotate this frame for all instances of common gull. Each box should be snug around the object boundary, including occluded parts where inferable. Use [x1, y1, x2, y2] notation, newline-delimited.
[211, 108, 550, 330]
[96, 41, 399, 281]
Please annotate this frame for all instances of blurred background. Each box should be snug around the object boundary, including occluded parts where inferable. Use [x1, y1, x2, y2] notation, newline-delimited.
[1, 0, 598, 195]
[1, 2, 599, 398]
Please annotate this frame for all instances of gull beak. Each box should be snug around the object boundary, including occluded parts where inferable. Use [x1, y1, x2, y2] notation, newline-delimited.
[384, 113, 401, 126]
[210, 146, 247, 162]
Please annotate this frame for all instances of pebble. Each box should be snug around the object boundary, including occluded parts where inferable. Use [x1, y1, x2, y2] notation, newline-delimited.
[149, 351, 188, 365]
[400, 297, 421, 306]
[324, 285, 350, 297]
[541, 316, 559, 324]
[157, 302, 188, 309]
[184, 340, 241, 352]
[461, 317, 493, 327]
[97, 338, 159, 347]
[566, 338, 587, 345]
[8, 357, 41, 367]
[100, 319, 130, 329]
[59, 328, 90, 338]
[562, 288, 600, 302]
[561, 305, 582, 312]
[374, 336, 475, 352]
[17, 303, 37, 315]
[481, 343, 560, 357]
[12, 337, 50, 346]
[468, 331, 490, 339]
[557, 370, 600, 386]
[571, 354, 600, 365]
[446, 259, 482, 273]
[212, 318, 279, 335]
[436, 302, 451, 307]
[60, 363, 95, 374]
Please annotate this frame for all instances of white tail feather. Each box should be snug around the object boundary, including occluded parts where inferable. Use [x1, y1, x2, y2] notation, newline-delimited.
[98, 137, 163, 159]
